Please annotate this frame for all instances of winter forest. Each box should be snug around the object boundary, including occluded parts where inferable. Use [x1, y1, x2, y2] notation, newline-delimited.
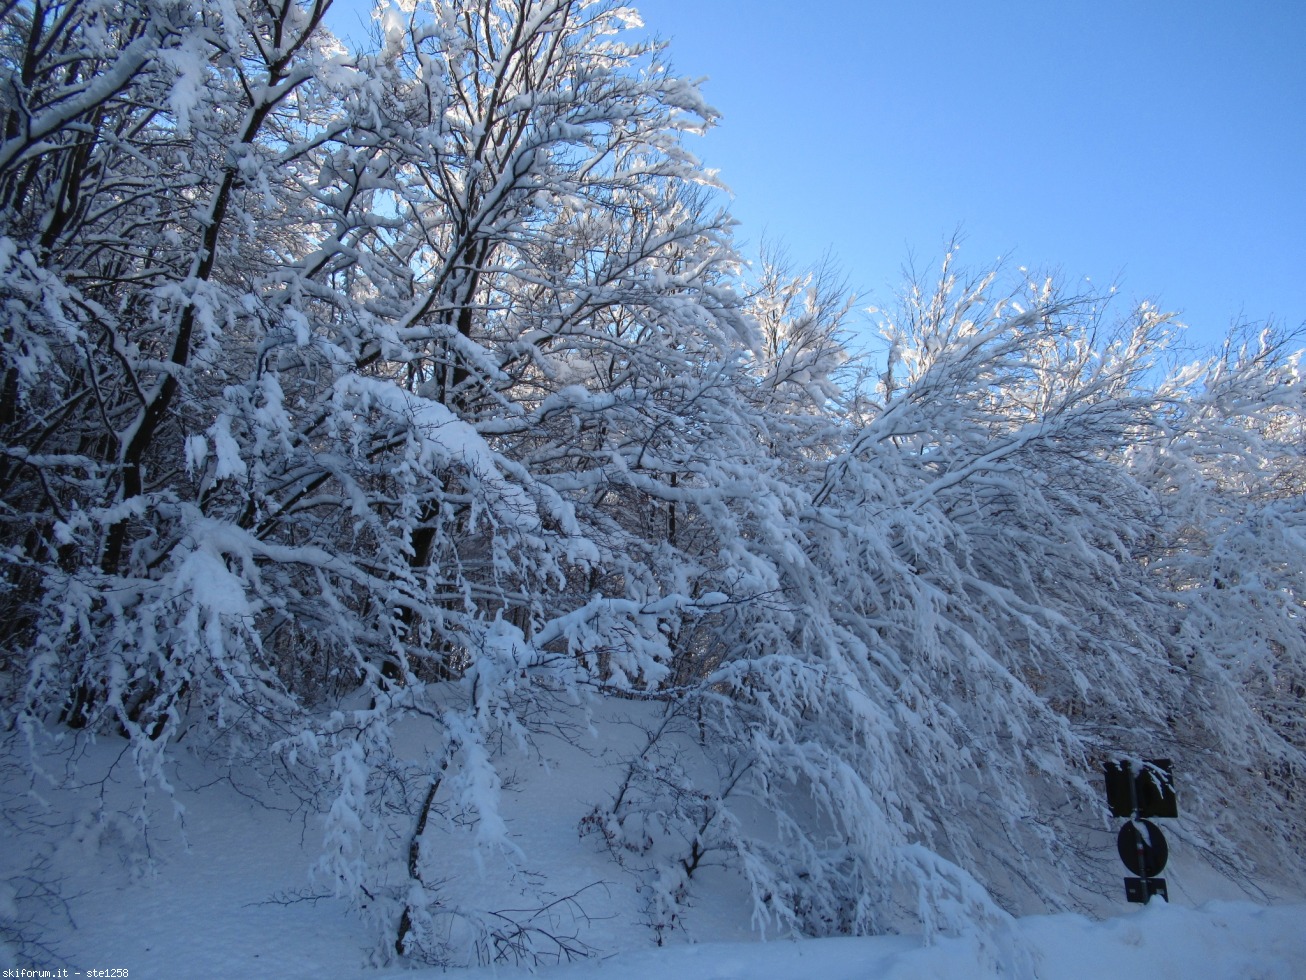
[1, 0, 1304, 970]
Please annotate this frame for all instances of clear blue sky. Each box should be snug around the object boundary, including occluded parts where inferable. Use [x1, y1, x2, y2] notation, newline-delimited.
[327, 0, 1306, 350]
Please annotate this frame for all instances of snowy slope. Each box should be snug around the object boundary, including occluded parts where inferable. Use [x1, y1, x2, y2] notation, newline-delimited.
[4, 719, 1304, 980]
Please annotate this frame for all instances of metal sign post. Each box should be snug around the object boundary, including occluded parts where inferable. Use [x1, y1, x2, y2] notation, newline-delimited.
[1103, 758, 1177, 903]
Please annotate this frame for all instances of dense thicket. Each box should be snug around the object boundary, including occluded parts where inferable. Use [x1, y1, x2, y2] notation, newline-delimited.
[1, 0, 1302, 966]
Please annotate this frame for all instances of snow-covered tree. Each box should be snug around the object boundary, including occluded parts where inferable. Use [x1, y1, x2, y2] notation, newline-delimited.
[0, 0, 761, 963]
[1127, 326, 1306, 881]
[592, 254, 1305, 939]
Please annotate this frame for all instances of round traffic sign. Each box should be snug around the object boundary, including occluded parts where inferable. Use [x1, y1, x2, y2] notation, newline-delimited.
[1117, 819, 1168, 877]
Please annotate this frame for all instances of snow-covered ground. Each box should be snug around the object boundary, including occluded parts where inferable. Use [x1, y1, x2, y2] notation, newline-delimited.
[452, 904, 1306, 980]
[4, 719, 1304, 980]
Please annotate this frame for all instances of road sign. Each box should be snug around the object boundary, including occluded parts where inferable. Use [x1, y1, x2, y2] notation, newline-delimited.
[1105, 757, 1176, 903]
[1124, 877, 1168, 904]
[1104, 759, 1177, 819]
[1117, 819, 1168, 877]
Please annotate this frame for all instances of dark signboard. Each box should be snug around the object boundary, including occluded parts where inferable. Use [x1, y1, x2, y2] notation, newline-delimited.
[1117, 819, 1168, 878]
[1104, 758, 1178, 819]
[1124, 877, 1168, 904]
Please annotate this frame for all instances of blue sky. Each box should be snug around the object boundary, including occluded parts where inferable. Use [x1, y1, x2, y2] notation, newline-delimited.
[327, 1, 1305, 350]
